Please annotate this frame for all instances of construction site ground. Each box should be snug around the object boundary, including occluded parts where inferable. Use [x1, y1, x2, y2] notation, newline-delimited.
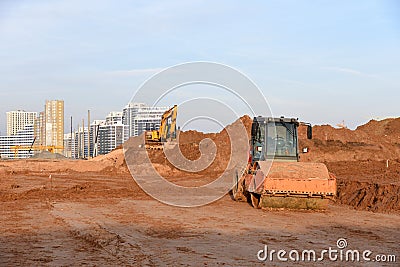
[1, 116, 399, 266]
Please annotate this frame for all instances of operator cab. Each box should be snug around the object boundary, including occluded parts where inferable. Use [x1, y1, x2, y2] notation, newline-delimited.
[250, 116, 312, 162]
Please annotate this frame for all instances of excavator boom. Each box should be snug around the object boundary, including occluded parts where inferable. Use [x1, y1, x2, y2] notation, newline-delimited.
[145, 105, 178, 149]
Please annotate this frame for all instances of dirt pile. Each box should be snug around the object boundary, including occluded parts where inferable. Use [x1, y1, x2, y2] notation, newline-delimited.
[0, 149, 128, 178]
[146, 115, 251, 183]
[148, 116, 399, 213]
[109, 115, 400, 212]
[30, 151, 67, 159]
[298, 118, 400, 213]
[336, 181, 400, 212]
[2, 115, 399, 213]
[357, 117, 400, 142]
[326, 160, 400, 212]
[299, 117, 400, 162]
[90, 147, 127, 173]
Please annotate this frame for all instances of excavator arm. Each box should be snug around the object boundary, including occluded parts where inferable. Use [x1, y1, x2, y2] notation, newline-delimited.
[145, 105, 178, 149]
[160, 105, 177, 141]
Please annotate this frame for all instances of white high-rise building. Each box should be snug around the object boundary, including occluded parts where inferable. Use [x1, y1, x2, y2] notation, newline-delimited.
[105, 111, 123, 125]
[122, 103, 169, 137]
[98, 112, 128, 155]
[63, 126, 90, 159]
[0, 124, 35, 159]
[65, 112, 129, 158]
[90, 120, 106, 157]
[63, 133, 74, 158]
[65, 104, 169, 158]
[6, 110, 37, 136]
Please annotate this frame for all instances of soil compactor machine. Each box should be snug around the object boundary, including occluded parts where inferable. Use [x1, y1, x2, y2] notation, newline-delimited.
[232, 116, 336, 209]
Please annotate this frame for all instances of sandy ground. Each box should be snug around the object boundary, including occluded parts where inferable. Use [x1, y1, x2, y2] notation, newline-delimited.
[0, 168, 399, 266]
[1, 117, 399, 266]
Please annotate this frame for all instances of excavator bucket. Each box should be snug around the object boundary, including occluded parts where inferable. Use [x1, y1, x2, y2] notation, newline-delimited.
[235, 161, 336, 210]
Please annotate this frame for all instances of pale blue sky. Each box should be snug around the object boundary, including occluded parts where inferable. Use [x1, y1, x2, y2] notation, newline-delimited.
[0, 0, 399, 133]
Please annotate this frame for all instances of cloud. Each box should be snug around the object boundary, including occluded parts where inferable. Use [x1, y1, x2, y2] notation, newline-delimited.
[322, 66, 377, 78]
[105, 68, 164, 77]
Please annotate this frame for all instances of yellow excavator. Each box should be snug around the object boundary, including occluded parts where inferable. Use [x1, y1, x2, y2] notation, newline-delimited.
[145, 105, 178, 149]
[232, 116, 336, 210]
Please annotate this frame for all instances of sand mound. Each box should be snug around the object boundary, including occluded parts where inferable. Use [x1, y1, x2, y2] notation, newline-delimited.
[298, 118, 400, 213]
[30, 151, 67, 159]
[119, 115, 399, 212]
[326, 160, 400, 213]
[89, 148, 127, 173]
[357, 117, 400, 140]
[299, 118, 400, 162]
[146, 115, 251, 181]
[3, 115, 399, 213]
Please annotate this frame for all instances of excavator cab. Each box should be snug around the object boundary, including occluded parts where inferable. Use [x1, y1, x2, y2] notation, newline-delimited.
[250, 117, 312, 162]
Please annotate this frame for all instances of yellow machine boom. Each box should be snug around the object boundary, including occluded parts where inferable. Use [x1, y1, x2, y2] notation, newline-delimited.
[145, 105, 178, 148]
[11, 145, 64, 157]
